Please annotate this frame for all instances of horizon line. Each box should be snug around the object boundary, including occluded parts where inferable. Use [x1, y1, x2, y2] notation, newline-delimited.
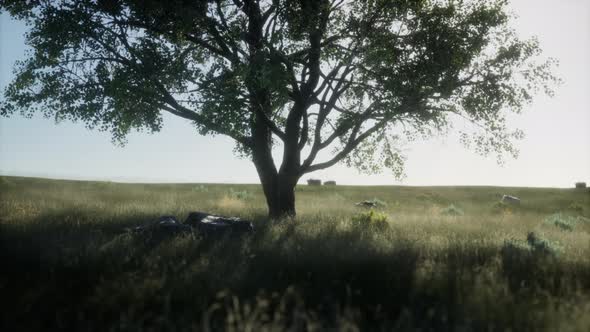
[1, 173, 584, 189]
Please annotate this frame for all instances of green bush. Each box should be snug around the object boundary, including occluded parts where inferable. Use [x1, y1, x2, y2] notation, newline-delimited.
[416, 192, 448, 204]
[544, 213, 578, 231]
[228, 188, 252, 201]
[501, 232, 562, 259]
[367, 197, 388, 207]
[526, 232, 562, 256]
[441, 204, 464, 216]
[192, 184, 209, 193]
[0, 176, 15, 186]
[567, 202, 584, 214]
[351, 209, 389, 231]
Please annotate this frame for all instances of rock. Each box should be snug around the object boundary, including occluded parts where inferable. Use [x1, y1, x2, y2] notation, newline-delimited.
[356, 200, 377, 208]
[130, 212, 254, 240]
[158, 215, 181, 225]
[501, 195, 521, 205]
[133, 215, 193, 238]
[184, 211, 254, 236]
[575, 182, 587, 189]
[307, 179, 322, 186]
[324, 180, 336, 186]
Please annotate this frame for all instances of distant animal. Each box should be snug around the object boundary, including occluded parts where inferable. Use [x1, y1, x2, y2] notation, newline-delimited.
[501, 195, 521, 205]
[575, 182, 587, 189]
[324, 180, 336, 186]
[307, 179, 322, 186]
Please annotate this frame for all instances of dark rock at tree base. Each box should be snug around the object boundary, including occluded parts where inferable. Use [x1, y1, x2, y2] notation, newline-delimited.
[184, 211, 254, 236]
[131, 213, 253, 240]
[133, 215, 193, 240]
[324, 180, 336, 186]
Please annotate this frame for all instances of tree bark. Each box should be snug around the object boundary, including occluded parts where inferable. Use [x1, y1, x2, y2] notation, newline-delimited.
[244, 0, 300, 219]
[250, 95, 300, 219]
[259, 172, 298, 219]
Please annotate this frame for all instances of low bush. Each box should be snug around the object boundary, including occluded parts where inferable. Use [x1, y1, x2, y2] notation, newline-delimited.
[367, 197, 388, 207]
[351, 209, 389, 231]
[501, 232, 562, 259]
[0, 176, 15, 186]
[441, 204, 464, 216]
[526, 232, 562, 256]
[228, 188, 252, 201]
[192, 184, 209, 193]
[544, 213, 578, 231]
[567, 202, 584, 214]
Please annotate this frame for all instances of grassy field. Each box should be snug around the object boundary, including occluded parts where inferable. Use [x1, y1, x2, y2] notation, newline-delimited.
[1, 176, 589, 331]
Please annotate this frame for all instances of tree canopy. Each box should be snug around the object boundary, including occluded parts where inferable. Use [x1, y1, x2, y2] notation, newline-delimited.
[1, 0, 558, 217]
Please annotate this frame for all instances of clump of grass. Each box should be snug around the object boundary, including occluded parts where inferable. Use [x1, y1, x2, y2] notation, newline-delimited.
[216, 195, 247, 211]
[2, 176, 590, 331]
[491, 201, 512, 215]
[0, 176, 15, 186]
[501, 232, 562, 260]
[94, 181, 116, 189]
[544, 213, 578, 231]
[364, 197, 387, 207]
[416, 192, 448, 204]
[228, 188, 252, 201]
[526, 232, 562, 256]
[567, 202, 584, 214]
[441, 204, 464, 216]
[192, 184, 209, 193]
[501, 237, 531, 257]
[351, 209, 389, 230]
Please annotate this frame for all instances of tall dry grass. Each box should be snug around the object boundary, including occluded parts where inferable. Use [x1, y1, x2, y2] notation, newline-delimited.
[1, 176, 589, 331]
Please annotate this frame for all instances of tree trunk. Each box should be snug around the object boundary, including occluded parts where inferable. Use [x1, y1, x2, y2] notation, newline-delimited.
[258, 171, 298, 219]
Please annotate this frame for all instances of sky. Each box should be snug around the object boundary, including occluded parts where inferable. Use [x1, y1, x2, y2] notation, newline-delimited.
[0, 0, 589, 187]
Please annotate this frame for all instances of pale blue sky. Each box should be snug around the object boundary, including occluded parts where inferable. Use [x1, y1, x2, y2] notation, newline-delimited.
[1, 0, 589, 187]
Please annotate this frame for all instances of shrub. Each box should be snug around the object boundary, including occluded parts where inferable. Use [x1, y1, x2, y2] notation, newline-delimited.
[228, 188, 252, 201]
[567, 202, 584, 214]
[526, 232, 562, 256]
[356, 198, 388, 209]
[192, 185, 209, 193]
[501, 232, 561, 259]
[416, 192, 447, 204]
[441, 204, 464, 216]
[501, 237, 531, 258]
[367, 197, 387, 207]
[544, 213, 578, 231]
[0, 176, 15, 186]
[351, 209, 389, 231]
[372, 198, 387, 207]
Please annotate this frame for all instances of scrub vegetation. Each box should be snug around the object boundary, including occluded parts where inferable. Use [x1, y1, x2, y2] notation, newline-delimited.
[1, 176, 589, 331]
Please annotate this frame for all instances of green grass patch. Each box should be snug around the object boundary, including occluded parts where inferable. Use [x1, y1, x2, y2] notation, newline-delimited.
[441, 204, 464, 216]
[351, 209, 390, 231]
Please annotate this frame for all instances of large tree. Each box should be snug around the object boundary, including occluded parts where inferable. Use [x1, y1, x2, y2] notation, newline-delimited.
[1, 0, 557, 218]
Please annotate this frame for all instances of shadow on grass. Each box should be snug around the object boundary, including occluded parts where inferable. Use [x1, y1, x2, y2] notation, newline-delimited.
[1, 211, 590, 331]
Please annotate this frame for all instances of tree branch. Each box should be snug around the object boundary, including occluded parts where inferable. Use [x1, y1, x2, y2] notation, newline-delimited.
[303, 118, 388, 173]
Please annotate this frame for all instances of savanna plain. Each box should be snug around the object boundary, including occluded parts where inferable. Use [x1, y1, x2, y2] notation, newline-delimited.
[1, 176, 589, 331]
